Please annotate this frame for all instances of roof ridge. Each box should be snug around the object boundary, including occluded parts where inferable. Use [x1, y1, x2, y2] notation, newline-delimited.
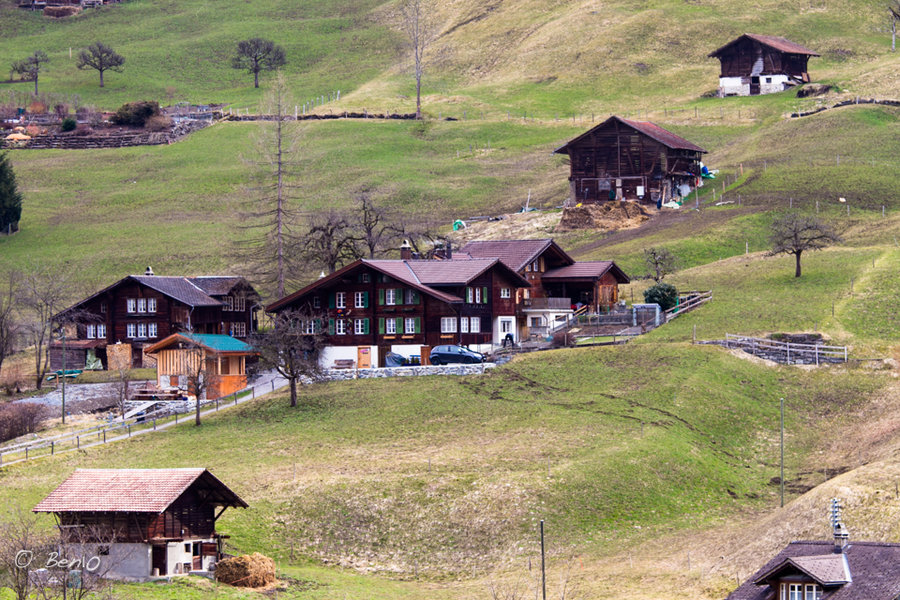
[401, 260, 422, 284]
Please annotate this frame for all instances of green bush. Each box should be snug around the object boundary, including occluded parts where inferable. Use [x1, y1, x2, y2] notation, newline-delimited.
[60, 117, 77, 132]
[643, 282, 678, 311]
[111, 101, 160, 127]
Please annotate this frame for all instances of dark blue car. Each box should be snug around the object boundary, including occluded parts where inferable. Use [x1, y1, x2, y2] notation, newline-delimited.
[429, 345, 484, 365]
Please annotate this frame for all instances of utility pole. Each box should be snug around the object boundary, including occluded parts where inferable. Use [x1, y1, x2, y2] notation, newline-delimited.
[540, 520, 547, 600]
[780, 397, 785, 507]
[60, 327, 67, 425]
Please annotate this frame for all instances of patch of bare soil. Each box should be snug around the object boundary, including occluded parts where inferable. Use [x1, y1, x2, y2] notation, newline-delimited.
[451, 210, 562, 243]
[556, 202, 652, 232]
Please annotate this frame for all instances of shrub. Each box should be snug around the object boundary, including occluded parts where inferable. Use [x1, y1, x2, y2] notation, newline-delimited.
[111, 101, 160, 127]
[54, 103, 69, 118]
[643, 282, 678, 311]
[60, 117, 77, 132]
[0, 403, 48, 443]
[73, 124, 93, 136]
[27, 101, 46, 114]
[144, 114, 172, 132]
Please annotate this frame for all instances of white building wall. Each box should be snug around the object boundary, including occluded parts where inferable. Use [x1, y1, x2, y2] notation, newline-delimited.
[390, 344, 423, 361]
[82, 543, 149, 580]
[719, 74, 795, 96]
[494, 316, 517, 345]
[760, 74, 793, 94]
[718, 76, 747, 96]
[319, 345, 378, 368]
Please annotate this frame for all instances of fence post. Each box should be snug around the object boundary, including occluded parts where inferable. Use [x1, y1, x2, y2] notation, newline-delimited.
[153, 419, 156, 430]
[77, 435, 80, 449]
[103, 430, 106, 443]
[128, 425, 131, 437]
[234, 392, 238, 405]
[786, 343, 791, 364]
[25, 447, 28, 460]
[51, 441, 54, 455]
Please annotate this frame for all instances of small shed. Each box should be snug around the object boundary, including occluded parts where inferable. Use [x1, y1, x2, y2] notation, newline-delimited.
[709, 34, 819, 97]
[144, 333, 255, 400]
[33, 468, 248, 580]
[554, 117, 706, 205]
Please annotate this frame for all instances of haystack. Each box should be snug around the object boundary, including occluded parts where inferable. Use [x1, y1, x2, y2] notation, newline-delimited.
[215, 553, 276, 588]
[556, 202, 650, 231]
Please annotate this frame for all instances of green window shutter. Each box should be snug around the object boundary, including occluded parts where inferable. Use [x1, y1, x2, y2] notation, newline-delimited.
[314, 318, 322, 334]
[328, 293, 335, 308]
[412, 290, 420, 305]
[378, 288, 385, 305]
[363, 291, 369, 308]
[328, 319, 335, 335]
[396, 318, 402, 333]
[364, 318, 370, 334]
[482, 287, 489, 304]
[415, 317, 421, 334]
[378, 318, 385, 334]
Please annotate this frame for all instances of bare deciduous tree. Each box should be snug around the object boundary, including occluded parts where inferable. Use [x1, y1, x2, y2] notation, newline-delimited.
[0, 507, 52, 600]
[891, 1, 900, 51]
[237, 72, 303, 299]
[16, 265, 73, 391]
[399, 0, 435, 120]
[643, 247, 678, 282]
[352, 188, 394, 259]
[0, 273, 19, 383]
[251, 309, 325, 408]
[76, 42, 125, 88]
[768, 213, 842, 278]
[301, 210, 358, 274]
[111, 364, 130, 420]
[231, 38, 286, 88]
[11, 51, 49, 95]
[182, 342, 220, 427]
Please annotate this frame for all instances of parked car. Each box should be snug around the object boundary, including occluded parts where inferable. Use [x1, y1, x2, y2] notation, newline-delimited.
[429, 345, 484, 365]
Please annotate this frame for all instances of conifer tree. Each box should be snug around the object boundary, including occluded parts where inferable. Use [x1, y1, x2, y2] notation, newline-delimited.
[0, 152, 22, 235]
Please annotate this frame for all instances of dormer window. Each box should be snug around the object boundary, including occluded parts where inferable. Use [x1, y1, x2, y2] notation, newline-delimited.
[781, 583, 821, 600]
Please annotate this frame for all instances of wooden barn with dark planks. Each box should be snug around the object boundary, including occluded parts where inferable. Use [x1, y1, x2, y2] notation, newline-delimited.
[554, 116, 706, 205]
[709, 34, 819, 97]
[33, 468, 247, 580]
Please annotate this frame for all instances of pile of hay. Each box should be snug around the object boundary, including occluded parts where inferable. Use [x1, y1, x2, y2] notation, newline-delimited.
[43, 6, 81, 17]
[215, 553, 276, 588]
[556, 202, 650, 231]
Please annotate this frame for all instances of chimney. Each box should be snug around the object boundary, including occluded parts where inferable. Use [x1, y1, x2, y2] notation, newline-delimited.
[400, 239, 412, 261]
[446, 240, 452, 260]
[144, 266, 154, 276]
[830, 498, 850, 552]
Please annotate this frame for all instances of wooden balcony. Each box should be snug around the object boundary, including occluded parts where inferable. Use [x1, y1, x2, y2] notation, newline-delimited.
[522, 297, 572, 310]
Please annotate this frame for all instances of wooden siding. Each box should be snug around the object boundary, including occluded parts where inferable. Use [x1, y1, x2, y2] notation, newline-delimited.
[715, 38, 812, 79]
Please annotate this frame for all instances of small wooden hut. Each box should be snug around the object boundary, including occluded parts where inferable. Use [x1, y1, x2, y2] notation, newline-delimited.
[709, 34, 819, 96]
[144, 333, 255, 400]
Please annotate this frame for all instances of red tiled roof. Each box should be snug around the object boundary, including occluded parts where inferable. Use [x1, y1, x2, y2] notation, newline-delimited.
[727, 541, 900, 600]
[542, 261, 630, 283]
[33, 468, 247, 513]
[709, 33, 820, 58]
[459, 239, 573, 272]
[554, 116, 706, 155]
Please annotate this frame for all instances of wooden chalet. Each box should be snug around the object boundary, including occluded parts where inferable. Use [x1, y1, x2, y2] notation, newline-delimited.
[51, 269, 259, 370]
[144, 333, 256, 400]
[33, 468, 248, 580]
[266, 257, 530, 368]
[554, 117, 707, 205]
[460, 239, 629, 337]
[709, 34, 819, 97]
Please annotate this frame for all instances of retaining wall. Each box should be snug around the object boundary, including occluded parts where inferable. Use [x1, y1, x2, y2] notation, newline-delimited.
[323, 363, 495, 381]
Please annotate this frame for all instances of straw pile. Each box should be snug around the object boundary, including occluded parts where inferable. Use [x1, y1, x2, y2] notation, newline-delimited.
[215, 553, 276, 588]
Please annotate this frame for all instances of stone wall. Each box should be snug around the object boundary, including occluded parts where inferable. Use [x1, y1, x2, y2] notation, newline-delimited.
[323, 363, 495, 381]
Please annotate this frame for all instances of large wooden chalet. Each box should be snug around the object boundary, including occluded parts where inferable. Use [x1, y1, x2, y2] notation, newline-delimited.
[554, 116, 707, 205]
[266, 257, 529, 368]
[709, 34, 819, 97]
[460, 239, 629, 337]
[51, 270, 260, 370]
[33, 468, 247, 580]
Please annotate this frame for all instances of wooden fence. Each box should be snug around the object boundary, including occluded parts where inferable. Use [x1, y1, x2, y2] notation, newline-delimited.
[723, 333, 848, 365]
[665, 291, 713, 320]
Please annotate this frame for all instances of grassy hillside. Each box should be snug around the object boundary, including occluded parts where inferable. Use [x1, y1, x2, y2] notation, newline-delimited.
[0, 345, 887, 598]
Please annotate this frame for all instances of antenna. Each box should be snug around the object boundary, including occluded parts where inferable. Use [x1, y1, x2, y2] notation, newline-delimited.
[829, 498, 849, 551]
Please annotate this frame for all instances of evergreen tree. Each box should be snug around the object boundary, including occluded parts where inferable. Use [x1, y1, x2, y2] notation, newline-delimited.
[0, 153, 22, 234]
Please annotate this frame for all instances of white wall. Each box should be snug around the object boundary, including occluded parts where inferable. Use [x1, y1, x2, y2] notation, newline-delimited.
[89, 543, 149, 581]
[719, 74, 794, 96]
[319, 345, 378, 368]
[494, 317, 517, 344]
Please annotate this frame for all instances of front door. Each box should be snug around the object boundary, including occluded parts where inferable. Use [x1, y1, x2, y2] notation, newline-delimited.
[750, 76, 760, 95]
[151, 545, 167, 576]
[358, 346, 372, 369]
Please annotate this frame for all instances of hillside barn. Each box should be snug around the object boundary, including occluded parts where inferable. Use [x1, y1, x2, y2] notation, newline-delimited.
[554, 116, 706, 205]
[709, 34, 819, 97]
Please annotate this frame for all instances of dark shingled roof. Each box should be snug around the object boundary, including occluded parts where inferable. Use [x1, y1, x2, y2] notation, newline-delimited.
[542, 261, 630, 284]
[727, 541, 900, 600]
[189, 276, 248, 297]
[33, 468, 248, 513]
[459, 239, 574, 272]
[554, 116, 707, 155]
[709, 33, 820, 58]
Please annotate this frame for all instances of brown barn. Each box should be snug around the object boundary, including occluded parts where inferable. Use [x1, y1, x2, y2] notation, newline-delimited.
[554, 116, 707, 205]
[709, 34, 819, 97]
[33, 468, 247, 580]
[51, 270, 260, 370]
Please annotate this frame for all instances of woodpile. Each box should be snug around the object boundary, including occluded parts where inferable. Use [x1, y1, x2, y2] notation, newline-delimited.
[215, 553, 276, 588]
[43, 5, 80, 17]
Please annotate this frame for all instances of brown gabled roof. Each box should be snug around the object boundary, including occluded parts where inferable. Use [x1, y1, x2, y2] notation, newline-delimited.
[727, 541, 900, 600]
[189, 276, 257, 298]
[542, 261, 630, 284]
[709, 33, 820, 58]
[459, 239, 574, 272]
[405, 258, 530, 288]
[554, 116, 707, 155]
[33, 468, 248, 514]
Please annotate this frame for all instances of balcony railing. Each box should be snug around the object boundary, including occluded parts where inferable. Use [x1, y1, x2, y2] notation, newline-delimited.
[522, 297, 572, 310]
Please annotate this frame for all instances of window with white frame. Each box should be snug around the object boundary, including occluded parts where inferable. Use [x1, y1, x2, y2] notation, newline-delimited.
[386, 318, 397, 334]
[126, 299, 136, 313]
[232, 322, 246, 337]
[100, 302, 107, 313]
[137, 298, 147, 313]
[224, 296, 233, 311]
[466, 287, 474, 303]
[313, 296, 321, 309]
[354, 291, 366, 308]
[97, 324, 106, 338]
[336, 319, 346, 335]
[147, 298, 157, 313]
[336, 292, 346, 309]
[235, 296, 245, 311]
[302, 320, 316, 335]
[470, 317, 480, 333]
[126, 323, 136, 338]
[441, 317, 457, 333]
[474, 287, 482, 303]
[136, 323, 147, 338]
[460, 317, 469, 333]
[148, 322, 158, 338]
[86, 324, 96, 339]
[500, 319, 513, 334]
[500, 288, 511, 299]
[354, 319, 366, 335]
[386, 289, 398, 305]
[361, 273, 370, 283]
[405, 317, 416, 334]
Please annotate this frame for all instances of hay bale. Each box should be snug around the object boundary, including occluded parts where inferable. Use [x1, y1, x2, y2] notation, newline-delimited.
[556, 202, 650, 231]
[215, 553, 275, 588]
[43, 5, 81, 17]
